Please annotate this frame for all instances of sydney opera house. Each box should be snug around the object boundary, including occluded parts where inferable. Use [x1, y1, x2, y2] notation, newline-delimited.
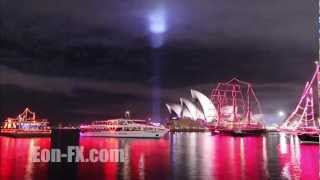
[165, 89, 217, 123]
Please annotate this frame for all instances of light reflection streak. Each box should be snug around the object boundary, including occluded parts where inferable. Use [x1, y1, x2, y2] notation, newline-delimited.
[201, 133, 212, 177]
[262, 137, 269, 178]
[279, 133, 288, 154]
[187, 133, 197, 178]
[290, 135, 301, 180]
[25, 139, 35, 180]
[122, 141, 130, 180]
[229, 137, 236, 178]
[138, 154, 145, 180]
[240, 138, 245, 180]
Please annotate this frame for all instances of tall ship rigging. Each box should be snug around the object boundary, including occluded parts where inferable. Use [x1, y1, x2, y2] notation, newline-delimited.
[279, 3, 320, 143]
[279, 63, 320, 143]
[210, 78, 266, 136]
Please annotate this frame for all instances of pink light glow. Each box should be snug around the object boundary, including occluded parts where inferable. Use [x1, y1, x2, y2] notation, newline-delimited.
[278, 135, 319, 179]
[0, 134, 318, 179]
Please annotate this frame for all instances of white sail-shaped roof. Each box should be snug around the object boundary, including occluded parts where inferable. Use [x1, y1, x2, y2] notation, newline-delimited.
[180, 98, 205, 120]
[190, 89, 217, 122]
[165, 104, 172, 114]
[181, 108, 193, 119]
[165, 103, 183, 118]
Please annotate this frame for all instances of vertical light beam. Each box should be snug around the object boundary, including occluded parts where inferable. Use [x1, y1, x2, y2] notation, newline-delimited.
[148, 6, 167, 122]
[148, 7, 167, 48]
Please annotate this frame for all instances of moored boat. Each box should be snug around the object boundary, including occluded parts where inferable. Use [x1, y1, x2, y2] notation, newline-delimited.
[80, 119, 169, 138]
[279, 63, 320, 143]
[213, 122, 266, 136]
[0, 108, 51, 137]
[297, 133, 319, 144]
[297, 127, 319, 144]
[210, 78, 266, 136]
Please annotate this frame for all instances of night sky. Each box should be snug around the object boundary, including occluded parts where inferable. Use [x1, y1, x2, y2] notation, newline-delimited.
[0, 0, 317, 124]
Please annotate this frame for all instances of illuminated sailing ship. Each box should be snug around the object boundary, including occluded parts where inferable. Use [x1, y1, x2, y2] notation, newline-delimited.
[0, 108, 51, 137]
[210, 78, 266, 136]
[279, 64, 320, 143]
[279, 6, 320, 142]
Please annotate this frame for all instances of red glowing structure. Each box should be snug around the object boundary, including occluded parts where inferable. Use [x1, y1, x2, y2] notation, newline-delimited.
[280, 83, 317, 132]
[210, 78, 265, 135]
[0, 108, 51, 137]
[279, 64, 320, 142]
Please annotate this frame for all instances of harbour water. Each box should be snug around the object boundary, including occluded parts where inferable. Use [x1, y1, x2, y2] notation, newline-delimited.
[0, 132, 318, 180]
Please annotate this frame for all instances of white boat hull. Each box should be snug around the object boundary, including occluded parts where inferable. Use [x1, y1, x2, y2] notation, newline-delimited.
[80, 130, 168, 138]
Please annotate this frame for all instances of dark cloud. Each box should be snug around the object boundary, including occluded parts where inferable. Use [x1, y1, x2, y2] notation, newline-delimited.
[0, 0, 317, 124]
[0, 65, 182, 99]
[1, 0, 316, 46]
[0, 65, 305, 124]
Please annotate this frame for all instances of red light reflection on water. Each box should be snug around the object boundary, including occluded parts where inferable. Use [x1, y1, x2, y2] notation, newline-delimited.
[203, 134, 268, 180]
[79, 137, 170, 180]
[0, 133, 318, 180]
[79, 137, 120, 180]
[128, 139, 170, 180]
[278, 133, 319, 180]
[168, 133, 268, 180]
[0, 137, 50, 180]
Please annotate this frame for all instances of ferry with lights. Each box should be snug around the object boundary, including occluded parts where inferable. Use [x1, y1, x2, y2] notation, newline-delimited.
[80, 119, 169, 138]
[0, 108, 51, 137]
